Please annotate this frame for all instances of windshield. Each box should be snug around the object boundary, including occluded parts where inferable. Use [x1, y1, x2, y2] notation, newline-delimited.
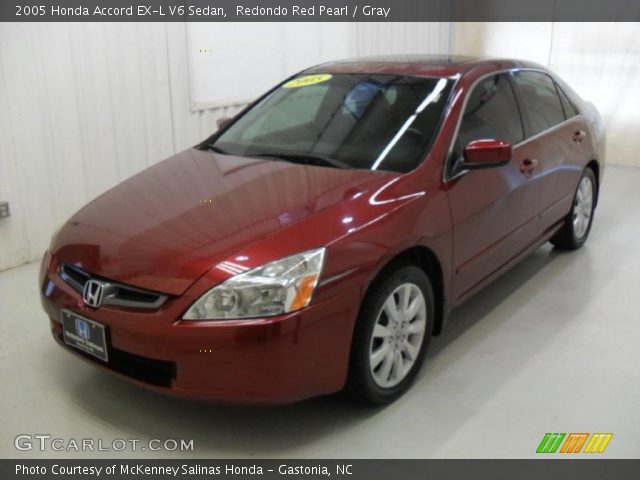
[206, 73, 452, 173]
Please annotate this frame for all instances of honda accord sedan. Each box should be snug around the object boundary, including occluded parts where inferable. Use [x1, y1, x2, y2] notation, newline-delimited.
[40, 56, 604, 405]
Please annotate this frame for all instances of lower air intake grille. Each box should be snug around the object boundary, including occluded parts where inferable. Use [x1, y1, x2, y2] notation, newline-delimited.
[57, 331, 176, 388]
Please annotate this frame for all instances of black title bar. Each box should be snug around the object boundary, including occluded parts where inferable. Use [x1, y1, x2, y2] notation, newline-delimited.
[2, 0, 640, 22]
[4, 459, 640, 480]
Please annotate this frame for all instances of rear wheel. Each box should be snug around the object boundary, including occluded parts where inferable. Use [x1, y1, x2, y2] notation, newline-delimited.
[550, 167, 597, 250]
[346, 264, 434, 405]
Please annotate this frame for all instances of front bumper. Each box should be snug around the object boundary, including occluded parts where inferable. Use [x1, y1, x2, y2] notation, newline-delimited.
[40, 253, 361, 404]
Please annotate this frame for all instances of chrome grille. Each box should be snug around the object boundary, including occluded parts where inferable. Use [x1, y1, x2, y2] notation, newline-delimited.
[59, 264, 168, 309]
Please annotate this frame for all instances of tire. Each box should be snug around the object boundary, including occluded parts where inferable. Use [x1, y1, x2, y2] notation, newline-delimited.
[346, 264, 434, 405]
[550, 167, 597, 250]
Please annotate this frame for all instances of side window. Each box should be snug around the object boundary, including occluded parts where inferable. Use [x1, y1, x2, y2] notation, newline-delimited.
[556, 84, 578, 119]
[512, 71, 565, 135]
[455, 73, 524, 157]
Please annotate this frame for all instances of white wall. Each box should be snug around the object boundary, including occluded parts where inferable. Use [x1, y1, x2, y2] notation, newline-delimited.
[187, 23, 354, 109]
[187, 22, 450, 108]
[0, 22, 245, 271]
[453, 22, 640, 168]
[0, 22, 451, 271]
[354, 22, 451, 56]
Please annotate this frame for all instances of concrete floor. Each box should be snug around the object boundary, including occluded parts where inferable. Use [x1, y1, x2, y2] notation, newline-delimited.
[1, 165, 639, 459]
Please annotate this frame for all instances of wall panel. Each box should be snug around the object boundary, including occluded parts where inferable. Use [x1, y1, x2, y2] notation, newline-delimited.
[453, 22, 640, 167]
[549, 23, 640, 167]
[355, 22, 450, 56]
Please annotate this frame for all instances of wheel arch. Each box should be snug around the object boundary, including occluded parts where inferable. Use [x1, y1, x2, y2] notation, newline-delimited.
[366, 245, 446, 336]
[586, 159, 600, 206]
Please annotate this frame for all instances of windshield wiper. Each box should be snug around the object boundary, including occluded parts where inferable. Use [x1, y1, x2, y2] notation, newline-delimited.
[252, 152, 352, 169]
[202, 144, 228, 154]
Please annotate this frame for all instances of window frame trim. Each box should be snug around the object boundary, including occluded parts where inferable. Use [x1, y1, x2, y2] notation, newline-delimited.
[554, 81, 579, 120]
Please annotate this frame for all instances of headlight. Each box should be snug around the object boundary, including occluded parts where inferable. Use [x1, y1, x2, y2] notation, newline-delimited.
[182, 248, 326, 320]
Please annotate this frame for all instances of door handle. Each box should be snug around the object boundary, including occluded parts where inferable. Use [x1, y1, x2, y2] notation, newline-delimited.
[573, 130, 586, 143]
[520, 158, 539, 175]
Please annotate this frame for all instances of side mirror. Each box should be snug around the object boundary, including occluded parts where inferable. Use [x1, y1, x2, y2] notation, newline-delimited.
[216, 116, 232, 130]
[462, 139, 512, 169]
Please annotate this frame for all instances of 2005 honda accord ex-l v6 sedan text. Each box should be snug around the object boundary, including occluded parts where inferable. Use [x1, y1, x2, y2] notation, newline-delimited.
[40, 56, 604, 405]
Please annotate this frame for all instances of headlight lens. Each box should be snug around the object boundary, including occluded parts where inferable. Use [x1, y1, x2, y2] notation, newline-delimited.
[182, 248, 326, 320]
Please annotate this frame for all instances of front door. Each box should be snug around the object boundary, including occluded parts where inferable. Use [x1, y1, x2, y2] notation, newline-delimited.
[445, 73, 543, 302]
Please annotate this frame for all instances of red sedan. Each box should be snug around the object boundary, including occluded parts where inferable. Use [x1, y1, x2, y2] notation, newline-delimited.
[40, 56, 604, 404]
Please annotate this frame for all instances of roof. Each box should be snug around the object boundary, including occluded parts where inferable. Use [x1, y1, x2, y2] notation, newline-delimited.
[305, 54, 543, 78]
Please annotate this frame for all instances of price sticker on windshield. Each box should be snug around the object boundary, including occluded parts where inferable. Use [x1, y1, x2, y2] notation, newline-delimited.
[283, 74, 332, 88]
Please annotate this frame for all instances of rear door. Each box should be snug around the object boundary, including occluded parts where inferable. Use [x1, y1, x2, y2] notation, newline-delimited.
[511, 71, 591, 232]
[446, 73, 543, 302]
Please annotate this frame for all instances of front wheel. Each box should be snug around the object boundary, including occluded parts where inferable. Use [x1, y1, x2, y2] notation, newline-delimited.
[346, 265, 434, 405]
[550, 167, 597, 250]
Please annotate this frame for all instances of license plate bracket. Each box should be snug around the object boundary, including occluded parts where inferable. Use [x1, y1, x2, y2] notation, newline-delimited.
[61, 310, 109, 362]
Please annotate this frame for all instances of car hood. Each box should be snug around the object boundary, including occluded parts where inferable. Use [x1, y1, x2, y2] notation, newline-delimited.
[52, 148, 395, 295]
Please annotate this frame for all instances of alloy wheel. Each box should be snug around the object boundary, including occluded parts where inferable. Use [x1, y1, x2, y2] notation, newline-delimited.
[573, 175, 594, 239]
[369, 283, 427, 388]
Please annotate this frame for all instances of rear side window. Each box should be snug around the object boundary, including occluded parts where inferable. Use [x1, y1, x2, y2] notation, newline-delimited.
[513, 71, 565, 136]
[455, 73, 524, 156]
[556, 84, 578, 119]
